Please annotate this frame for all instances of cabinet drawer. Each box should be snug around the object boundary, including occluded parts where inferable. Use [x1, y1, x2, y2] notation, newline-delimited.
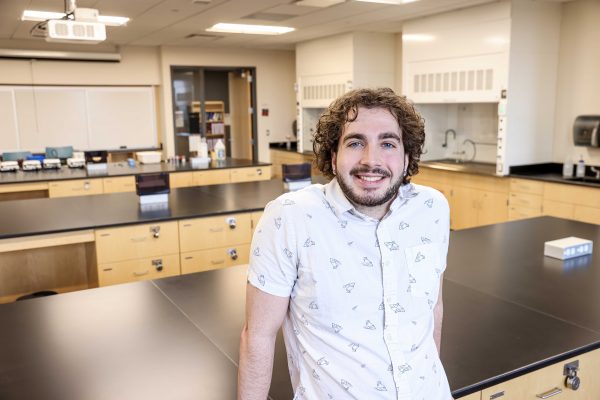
[48, 179, 103, 198]
[508, 206, 542, 221]
[192, 169, 230, 186]
[181, 244, 250, 274]
[509, 192, 542, 209]
[103, 176, 135, 193]
[251, 211, 264, 235]
[574, 205, 600, 225]
[229, 166, 271, 183]
[169, 172, 194, 188]
[481, 350, 600, 399]
[544, 182, 600, 208]
[179, 213, 252, 252]
[509, 178, 544, 195]
[98, 254, 180, 286]
[542, 200, 574, 219]
[95, 221, 179, 263]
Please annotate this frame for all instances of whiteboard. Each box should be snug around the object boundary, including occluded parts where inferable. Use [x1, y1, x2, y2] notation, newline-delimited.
[87, 87, 157, 150]
[0, 89, 19, 151]
[0, 85, 158, 153]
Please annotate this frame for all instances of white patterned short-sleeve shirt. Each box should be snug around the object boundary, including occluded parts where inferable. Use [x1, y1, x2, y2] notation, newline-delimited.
[248, 179, 452, 400]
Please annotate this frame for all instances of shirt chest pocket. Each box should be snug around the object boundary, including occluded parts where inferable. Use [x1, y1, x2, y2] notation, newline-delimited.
[404, 243, 442, 300]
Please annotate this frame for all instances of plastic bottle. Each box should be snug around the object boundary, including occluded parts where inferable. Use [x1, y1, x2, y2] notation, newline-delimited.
[215, 139, 226, 161]
[199, 137, 209, 159]
[562, 156, 573, 178]
[576, 155, 585, 178]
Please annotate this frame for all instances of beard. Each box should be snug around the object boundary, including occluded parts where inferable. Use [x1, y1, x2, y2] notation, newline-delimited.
[336, 166, 403, 208]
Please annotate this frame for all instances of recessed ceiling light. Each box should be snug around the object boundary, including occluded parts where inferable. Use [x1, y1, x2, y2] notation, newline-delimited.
[355, 0, 419, 4]
[22, 10, 130, 26]
[206, 23, 294, 35]
[402, 34, 435, 42]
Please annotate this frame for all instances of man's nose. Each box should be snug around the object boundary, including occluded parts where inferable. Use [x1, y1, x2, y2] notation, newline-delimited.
[360, 145, 381, 166]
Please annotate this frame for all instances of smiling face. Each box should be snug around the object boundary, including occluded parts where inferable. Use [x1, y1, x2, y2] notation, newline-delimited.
[332, 107, 409, 219]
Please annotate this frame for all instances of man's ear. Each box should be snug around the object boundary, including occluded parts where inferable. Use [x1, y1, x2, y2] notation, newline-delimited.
[404, 154, 409, 174]
[331, 151, 337, 175]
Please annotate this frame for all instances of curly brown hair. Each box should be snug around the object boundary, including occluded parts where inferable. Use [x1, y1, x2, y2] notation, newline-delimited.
[312, 87, 425, 184]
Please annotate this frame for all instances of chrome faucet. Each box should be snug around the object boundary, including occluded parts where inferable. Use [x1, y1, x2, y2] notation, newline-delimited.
[442, 129, 456, 148]
[591, 166, 600, 179]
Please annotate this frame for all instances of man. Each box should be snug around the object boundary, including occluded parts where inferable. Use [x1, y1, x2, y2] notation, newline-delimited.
[238, 88, 452, 400]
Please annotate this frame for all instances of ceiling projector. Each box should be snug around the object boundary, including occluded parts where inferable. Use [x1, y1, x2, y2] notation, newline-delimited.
[45, 8, 106, 44]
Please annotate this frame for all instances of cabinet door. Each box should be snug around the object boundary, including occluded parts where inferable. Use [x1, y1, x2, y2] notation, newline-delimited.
[98, 254, 180, 287]
[451, 186, 479, 230]
[95, 221, 179, 264]
[103, 176, 135, 193]
[574, 205, 600, 225]
[543, 200, 574, 220]
[481, 350, 600, 399]
[192, 169, 230, 186]
[478, 190, 508, 226]
[508, 205, 542, 221]
[169, 172, 194, 188]
[179, 213, 252, 253]
[48, 179, 104, 198]
[180, 244, 250, 274]
[229, 166, 272, 183]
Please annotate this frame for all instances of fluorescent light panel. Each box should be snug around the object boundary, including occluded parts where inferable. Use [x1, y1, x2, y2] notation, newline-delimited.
[206, 23, 294, 35]
[355, 0, 419, 4]
[402, 33, 435, 42]
[22, 10, 129, 26]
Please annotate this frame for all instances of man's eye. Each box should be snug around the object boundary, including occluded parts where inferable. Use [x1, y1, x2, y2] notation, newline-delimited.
[347, 141, 363, 148]
[382, 142, 396, 149]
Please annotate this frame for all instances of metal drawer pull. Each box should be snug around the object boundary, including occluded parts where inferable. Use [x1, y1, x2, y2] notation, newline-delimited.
[209, 227, 224, 233]
[536, 388, 562, 398]
[227, 217, 237, 230]
[210, 260, 225, 265]
[150, 225, 160, 238]
[257, 169, 263, 175]
[152, 259, 163, 272]
[133, 270, 149, 277]
[228, 248, 238, 260]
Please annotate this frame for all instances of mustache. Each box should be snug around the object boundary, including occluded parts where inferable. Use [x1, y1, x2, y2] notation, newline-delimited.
[349, 167, 391, 177]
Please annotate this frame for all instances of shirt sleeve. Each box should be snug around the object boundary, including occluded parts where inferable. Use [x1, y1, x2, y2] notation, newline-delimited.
[247, 195, 299, 297]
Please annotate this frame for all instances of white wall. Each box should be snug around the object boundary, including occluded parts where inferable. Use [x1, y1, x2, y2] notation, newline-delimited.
[159, 46, 296, 162]
[296, 33, 354, 78]
[553, 0, 600, 166]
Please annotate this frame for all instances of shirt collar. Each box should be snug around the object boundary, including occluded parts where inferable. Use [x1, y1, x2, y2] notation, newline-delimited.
[324, 178, 416, 218]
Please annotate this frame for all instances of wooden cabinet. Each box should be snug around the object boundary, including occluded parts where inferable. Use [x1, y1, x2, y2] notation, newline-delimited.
[102, 176, 135, 193]
[270, 149, 317, 180]
[481, 349, 600, 400]
[98, 254, 180, 286]
[229, 166, 271, 183]
[413, 167, 508, 230]
[457, 392, 480, 400]
[508, 178, 543, 221]
[95, 221, 180, 286]
[251, 211, 263, 235]
[48, 178, 104, 198]
[543, 182, 600, 224]
[179, 213, 253, 274]
[192, 169, 230, 186]
[169, 172, 194, 188]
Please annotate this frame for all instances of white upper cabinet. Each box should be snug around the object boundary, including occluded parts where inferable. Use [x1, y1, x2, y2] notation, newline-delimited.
[402, 2, 511, 104]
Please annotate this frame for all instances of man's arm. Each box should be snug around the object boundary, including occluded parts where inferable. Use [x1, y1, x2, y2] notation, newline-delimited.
[433, 274, 444, 355]
[238, 283, 290, 400]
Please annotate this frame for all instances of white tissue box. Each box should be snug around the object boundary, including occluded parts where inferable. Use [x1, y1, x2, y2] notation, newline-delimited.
[136, 151, 162, 164]
[544, 237, 593, 260]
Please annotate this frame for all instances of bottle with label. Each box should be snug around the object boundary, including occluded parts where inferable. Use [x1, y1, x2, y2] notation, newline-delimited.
[215, 139, 226, 161]
[576, 155, 586, 178]
[562, 156, 573, 178]
[198, 137, 208, 159]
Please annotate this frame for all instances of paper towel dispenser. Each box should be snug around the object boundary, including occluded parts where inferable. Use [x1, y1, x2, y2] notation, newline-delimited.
[573, 115, 600, 147]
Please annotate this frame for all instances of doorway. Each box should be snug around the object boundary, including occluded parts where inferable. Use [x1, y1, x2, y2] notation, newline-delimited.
[170, 66, 257, 160]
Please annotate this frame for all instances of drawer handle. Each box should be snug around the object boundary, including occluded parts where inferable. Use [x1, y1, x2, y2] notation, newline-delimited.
[133, 270, 149, 277]
[226, 217, 237, 230]
[209, 227, 224, 233]
[131, 237, 147, 243]
[536, 388, 562, 399]
[228, 248, 238, 260]
[152, 259, 163, 272]
[184, 256, 194, 260]
[257, 169, 263, 175]
[150, 225, 160, 239]
[183, 224, 192, 227]
[102, 268, 113, 272]
[210, 259, 225, 265]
